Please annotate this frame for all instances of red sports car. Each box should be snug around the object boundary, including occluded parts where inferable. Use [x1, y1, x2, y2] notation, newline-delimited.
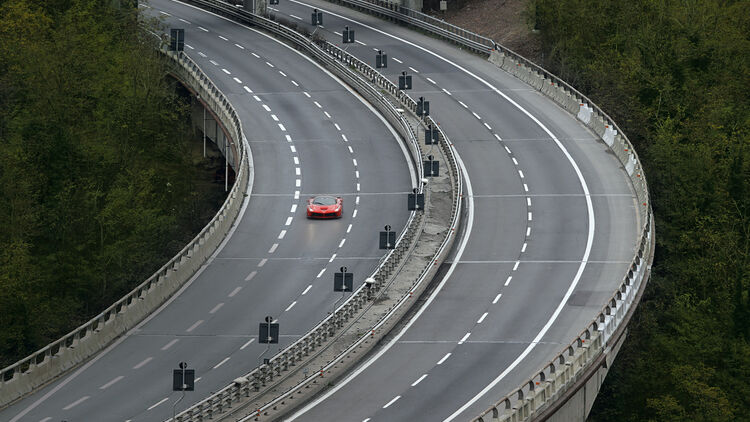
[307, 195, 343, 218]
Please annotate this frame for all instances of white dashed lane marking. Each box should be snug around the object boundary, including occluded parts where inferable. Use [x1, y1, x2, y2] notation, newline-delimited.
[209, 60, 219, 66]
[213, 357, 230, 369]
[504, 276, 512, 286]
[392, 57, 403, 63]
[245, 271, 257, 281]
[219, 35, 228, 41]
[209, 303, 224, 314]
[521, 242, 528, 253]
[317, 268, 326, 278]
[63, 396, 90, 410]
[383, 395, 401, 409]
[411, 374, 428, 386]
[240, 338, 255, 350]
[133, 357, 153, 369]
[302, 285, 313, 295]
[278, 230, 287, 239]
[477, 312, 488, 324]
[161, 339, 178, 351]
[268, 243, 279, 253]
[179, 18, 191, 24]
[258, 258, 268, 267]
[285, 217, 293, 226]
[493, 293, 502, 304]
[99, 375, 124, 390]
[235, 43, 244, 49]
[198, 26, 208, 32]
[285, 301, 297, 312]
[408, 66, 419, 73]
[458, 332, 471, 345]
[147, 397, 169, 411]
[221, 69, 231, 75]
[228, 286, 242, 297]
[186, 320, 203, 332]
[437, 353, 451, 365]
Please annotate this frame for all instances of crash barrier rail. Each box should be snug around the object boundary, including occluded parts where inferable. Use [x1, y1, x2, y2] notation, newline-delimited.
[168, 1, 461, 420]
[0, 43, 251, 409]
[317, 0, 655, 420]
[328, 0, 494, 53]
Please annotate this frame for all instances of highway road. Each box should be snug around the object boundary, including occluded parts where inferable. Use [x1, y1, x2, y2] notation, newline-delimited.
[259, 1, 639, 421]
[0, 2, 413, 421]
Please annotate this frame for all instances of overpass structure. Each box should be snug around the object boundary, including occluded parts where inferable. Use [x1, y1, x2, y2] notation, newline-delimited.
[0, 0, 652, 421]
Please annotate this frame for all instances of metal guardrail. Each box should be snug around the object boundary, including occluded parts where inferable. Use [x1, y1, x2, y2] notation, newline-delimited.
[329, 0, 494, 53]
[0, 43, 251, 409]
[315, 0, 654, 420]
[166, 1, 462, 420]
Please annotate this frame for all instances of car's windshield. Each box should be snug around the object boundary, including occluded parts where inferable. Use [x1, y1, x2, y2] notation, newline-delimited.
[313, 196, 337, 205]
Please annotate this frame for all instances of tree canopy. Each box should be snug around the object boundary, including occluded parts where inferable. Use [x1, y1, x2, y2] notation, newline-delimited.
[531, 0, 749, 419]
[0, 0, 217, 367]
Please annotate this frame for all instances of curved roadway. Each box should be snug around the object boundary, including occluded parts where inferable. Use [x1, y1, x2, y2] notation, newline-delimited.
[0, 3, 413, 421]
[262, 1, 639, 421]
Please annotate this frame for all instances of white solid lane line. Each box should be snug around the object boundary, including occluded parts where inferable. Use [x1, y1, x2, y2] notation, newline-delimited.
[99, 375, 124, 390]
[411, 374, 428, 387]
[133, 357, 153, 369]
[63, 396, 90, 410]
[161, 339, 179, 350]
[147, 397, 169, 410]
[209, 302, 224, 314]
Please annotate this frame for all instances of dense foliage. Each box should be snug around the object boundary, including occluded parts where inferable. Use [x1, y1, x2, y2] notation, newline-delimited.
[531, 0, 749, 420]
[0, 0, 215, 367]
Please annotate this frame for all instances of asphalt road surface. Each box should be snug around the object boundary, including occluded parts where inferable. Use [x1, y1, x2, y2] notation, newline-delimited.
[0, 2, 413, 421]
